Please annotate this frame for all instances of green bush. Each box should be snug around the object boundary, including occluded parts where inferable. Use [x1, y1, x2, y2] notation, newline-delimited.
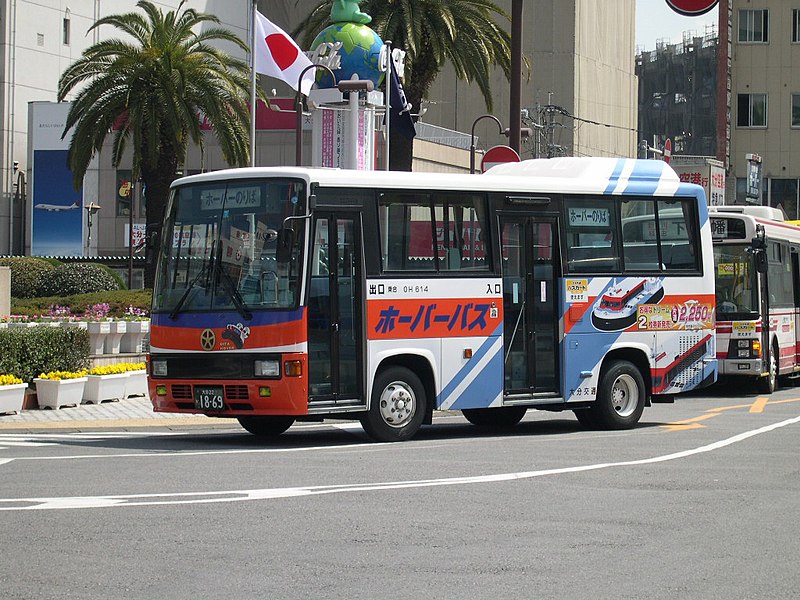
[11, 289, 152, 318]
[37, 262, 122, 296]
[0, 257, 58, 298]
[0, 327, 89, 383]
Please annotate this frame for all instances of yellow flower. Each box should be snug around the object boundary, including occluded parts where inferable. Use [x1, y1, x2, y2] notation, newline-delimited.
[38, 370, 88, 381]
[0, 374, 23, 386]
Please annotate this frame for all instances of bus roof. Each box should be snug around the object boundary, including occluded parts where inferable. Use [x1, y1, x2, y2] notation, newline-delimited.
[172, 158, 704, 200]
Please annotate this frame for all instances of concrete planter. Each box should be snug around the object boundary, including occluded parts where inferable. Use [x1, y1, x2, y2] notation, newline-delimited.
[83, 373, 128, 404]
[34, 377, 87, 409]
[0, 383, 27, 415]
[126, 370, 148, 398]
[104, 320, 127, 354]
[87, 321, 111, 355]
[121, 320, 150, 353]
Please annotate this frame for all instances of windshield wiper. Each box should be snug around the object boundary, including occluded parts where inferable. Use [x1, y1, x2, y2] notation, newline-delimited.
[213, 256, 253, 320]
[169, 241, 215, 320]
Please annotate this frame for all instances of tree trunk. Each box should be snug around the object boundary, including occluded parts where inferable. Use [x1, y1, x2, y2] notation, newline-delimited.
[141, 153, 179, 289]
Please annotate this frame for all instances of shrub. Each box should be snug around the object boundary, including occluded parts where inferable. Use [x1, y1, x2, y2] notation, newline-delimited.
[37, 263, 122, 297]
[0, 327, 90, 383]
[0, 257, 57, 298]
[11, 289, 152, 319]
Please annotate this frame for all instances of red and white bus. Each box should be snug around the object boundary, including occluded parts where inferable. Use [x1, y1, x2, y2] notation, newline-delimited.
[148, 158, 717, 441]
[710, 205, 800, 392]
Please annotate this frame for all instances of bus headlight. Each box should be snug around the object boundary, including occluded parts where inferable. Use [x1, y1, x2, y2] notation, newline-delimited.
[254, 360, 280, 377]
[152, 360, 168, 377]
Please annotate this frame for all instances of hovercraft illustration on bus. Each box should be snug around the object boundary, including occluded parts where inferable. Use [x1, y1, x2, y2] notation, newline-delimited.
[591, 277, 664, 331]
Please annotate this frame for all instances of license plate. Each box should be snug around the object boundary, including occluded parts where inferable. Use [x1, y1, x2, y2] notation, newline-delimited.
[194, 386, 225, 411]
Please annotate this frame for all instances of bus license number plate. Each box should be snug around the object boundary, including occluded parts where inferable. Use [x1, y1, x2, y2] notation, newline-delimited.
[194, 386, 225, 411]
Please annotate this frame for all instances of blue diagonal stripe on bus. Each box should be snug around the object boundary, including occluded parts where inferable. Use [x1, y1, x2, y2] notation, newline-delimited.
[603, 159, 627, 194]
[446, 344, 504, 410]
[620, 160, 665, 196]
[437, 323, 503, 408]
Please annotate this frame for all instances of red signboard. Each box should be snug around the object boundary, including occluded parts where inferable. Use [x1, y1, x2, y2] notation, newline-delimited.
[481, 145, 520, 173]
[665, 0, 718, 16]
[663, 138, 672, 164]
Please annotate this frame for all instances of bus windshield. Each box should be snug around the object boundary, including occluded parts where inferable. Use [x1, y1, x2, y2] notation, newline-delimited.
[713, 244, 757, 317]
[152, 178, 306, 315]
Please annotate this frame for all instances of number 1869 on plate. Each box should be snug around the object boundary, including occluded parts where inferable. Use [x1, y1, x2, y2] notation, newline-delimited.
[194, 386, 225, 410]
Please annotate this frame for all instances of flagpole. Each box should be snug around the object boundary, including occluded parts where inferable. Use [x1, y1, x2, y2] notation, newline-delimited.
[249, 0, 257, 167]
[383, 41, 391, 171]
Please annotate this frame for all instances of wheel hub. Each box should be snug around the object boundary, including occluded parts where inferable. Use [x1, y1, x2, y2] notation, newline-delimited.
[379, 382, 415, 428]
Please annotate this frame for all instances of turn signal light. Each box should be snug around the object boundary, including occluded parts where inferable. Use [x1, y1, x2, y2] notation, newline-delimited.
[284, 360, 303, 377]
[752, 340, 762, 357]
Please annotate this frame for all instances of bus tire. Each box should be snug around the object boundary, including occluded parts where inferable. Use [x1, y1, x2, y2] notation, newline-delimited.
[591, 360, 645, 430]
[360, 366, 426, 442]
[757, 343, 779, 394]
[237, 415, 295, 437]
[462, 406, 527, 429]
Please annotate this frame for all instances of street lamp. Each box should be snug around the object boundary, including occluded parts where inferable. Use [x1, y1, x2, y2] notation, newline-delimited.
[470, 115, 504, 174]
[85, 202, 101, 256]
[296, 64, 337, 166]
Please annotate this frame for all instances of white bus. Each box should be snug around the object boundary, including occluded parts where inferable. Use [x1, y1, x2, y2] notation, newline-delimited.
[709, 205, 800, 392]
[148, 158, 718, 441]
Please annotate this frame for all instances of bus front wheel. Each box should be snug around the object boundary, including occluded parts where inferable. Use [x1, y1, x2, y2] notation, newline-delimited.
[237, 415, 295, 437]
[591, 360, 645, 430]
[361, 366, 426, 442]
[757, 344, 779, 394]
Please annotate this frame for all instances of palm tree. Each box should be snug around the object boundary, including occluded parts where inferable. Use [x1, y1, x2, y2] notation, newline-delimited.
[58, 0, 256, 287]
[294, 0, 513, 171]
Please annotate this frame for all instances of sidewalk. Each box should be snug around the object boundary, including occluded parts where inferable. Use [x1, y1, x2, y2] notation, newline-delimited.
[0, 395, 219, 432]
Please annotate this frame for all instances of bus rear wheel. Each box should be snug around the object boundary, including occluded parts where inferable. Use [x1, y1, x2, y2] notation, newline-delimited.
[360, 366, 426, 442]
[237, 415, 295, 437]
[462, 407, 527, 429]
[591, 360, 645, 430]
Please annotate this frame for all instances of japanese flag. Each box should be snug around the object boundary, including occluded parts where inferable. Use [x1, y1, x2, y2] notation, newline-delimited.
[254, 11, 315, 96]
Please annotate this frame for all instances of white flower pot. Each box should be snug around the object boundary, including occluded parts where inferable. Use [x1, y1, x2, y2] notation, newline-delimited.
[87, 321, 111, 355]
[104, 320, 127, 354]
[0, 383, 27, 415]
[126, 370, 149, 398]
[120, 320, 150, 353]
[82, 373, 129, 404]
[34, 377, 87, 409]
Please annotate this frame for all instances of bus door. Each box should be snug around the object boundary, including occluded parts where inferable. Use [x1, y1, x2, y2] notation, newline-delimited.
[308, 213, 363, 404]
[500, 216, 559, 394]
[792, 247, 800, 369]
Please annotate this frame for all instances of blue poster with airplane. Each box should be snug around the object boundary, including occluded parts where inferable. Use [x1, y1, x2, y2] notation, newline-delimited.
[31, 149, 83, 256]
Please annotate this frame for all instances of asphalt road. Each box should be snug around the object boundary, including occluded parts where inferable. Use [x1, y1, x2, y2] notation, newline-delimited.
[1, 382, 798, 599]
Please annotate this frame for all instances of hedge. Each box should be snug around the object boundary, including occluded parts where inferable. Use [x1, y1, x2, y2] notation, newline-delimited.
[0, 257, 57, 298]
[37, 262, 122, 297]
[0, 327, 90, 383]
[10, 289, 152, 318]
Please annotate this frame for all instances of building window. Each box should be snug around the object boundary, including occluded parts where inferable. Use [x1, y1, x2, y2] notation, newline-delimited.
[793, 10, 800, 42]
[739, 9, 769, 43]
[769, 179, 799, 220]
[793, 95, 800, 127]
[63, 18, 70, 45]
[737, 93, 767, 127]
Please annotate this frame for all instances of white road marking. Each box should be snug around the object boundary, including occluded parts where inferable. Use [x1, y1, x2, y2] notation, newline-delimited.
[0, 415, 796, 511]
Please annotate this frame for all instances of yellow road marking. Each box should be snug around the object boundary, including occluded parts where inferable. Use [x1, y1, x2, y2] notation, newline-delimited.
[662, 396, 800, 431]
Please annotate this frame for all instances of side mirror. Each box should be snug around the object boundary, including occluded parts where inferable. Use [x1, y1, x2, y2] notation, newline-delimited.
[276, 228, 294, 265]
[755, 250, 768, 273]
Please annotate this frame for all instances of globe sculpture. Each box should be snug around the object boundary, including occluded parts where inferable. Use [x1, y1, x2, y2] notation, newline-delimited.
[311, 22, 384, 89]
